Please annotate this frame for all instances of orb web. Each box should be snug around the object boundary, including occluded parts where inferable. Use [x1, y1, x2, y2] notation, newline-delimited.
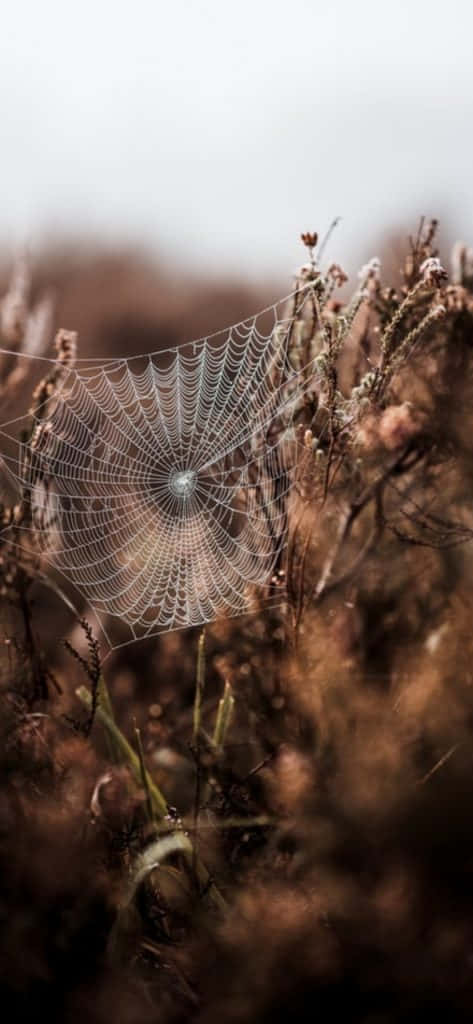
[0, 285, 321, 646]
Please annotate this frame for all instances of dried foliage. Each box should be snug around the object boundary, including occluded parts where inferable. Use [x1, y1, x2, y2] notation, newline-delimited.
[2, 222, 473, 1021]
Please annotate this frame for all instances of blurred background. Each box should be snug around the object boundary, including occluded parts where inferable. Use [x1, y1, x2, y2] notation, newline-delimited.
[1, 0, 472, 288]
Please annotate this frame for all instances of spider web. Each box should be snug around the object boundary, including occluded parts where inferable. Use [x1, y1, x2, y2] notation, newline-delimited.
[0, 284, 321, 646]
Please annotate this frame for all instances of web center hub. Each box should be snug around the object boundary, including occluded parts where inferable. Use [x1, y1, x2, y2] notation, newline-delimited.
[169, 468, 197, 499]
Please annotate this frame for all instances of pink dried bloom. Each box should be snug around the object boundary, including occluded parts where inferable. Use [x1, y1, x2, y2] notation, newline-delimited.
[378, 403, 421, 451]
[356, 404, 422, 452]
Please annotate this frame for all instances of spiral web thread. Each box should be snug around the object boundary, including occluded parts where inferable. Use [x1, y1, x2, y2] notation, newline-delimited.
[0, 284, 321, 646]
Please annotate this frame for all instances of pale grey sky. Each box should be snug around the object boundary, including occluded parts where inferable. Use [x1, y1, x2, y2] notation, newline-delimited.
[1, 0, 472, 277]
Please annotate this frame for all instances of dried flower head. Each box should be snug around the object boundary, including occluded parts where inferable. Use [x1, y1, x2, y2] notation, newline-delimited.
[300, 231, 318, 250]
[55, 328, 77, 367]
[358, 257, 381, 283]
[297, 262, 321, 283]
[327, 263, 348, 287]
[419, 257, 448, 286]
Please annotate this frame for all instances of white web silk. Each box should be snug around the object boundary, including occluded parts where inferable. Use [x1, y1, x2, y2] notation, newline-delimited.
[0, 285, 320, 645]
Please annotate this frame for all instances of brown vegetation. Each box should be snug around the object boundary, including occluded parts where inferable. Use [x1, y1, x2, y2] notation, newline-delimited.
[2, 221, 473, 1021]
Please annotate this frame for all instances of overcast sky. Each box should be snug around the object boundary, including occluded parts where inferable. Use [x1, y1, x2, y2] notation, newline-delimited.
[1, 0, 472, 278]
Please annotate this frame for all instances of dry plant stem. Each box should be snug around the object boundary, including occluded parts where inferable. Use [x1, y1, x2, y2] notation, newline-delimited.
[192, 630, 206, 870]
[379, 279, 426, 367]
[212, 680, 235, 753]
[376, 306, 446, 402]
[76, 684, 168, 818]
[287, 503, 314, 638]
[416, 744, 460, 786]
[311, 298, 340, 504]
[17, 568, 46, 701]
[64, 618, 101, 735]
[322, 358, 338, 504]
[134, 721, 154, 824]
[76, 683, 227, 912]
[388, 521, 473, 549]
[184, 815, 273, 830]
[98, 675, 122, 763]
[193, 678, 236, 836]
[308, 446, 423, 611]
[386, 478, 473, 547]
[193, 630, 206, 744]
